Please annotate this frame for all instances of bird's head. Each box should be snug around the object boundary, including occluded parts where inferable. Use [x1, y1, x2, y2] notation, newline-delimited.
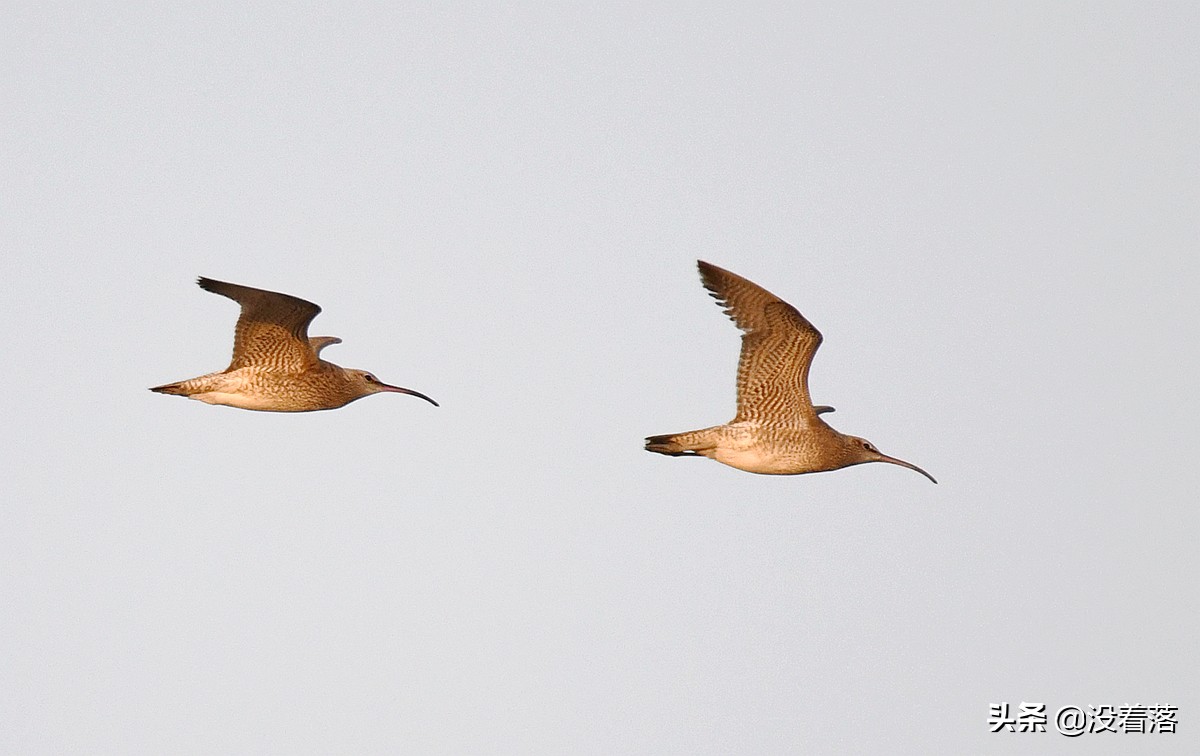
[349, 370, 439, 406]
[841, 435, 936, 483]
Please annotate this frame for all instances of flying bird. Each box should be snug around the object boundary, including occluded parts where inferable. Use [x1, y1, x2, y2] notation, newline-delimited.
[645, 261, 935, 482]
[151, 277, 438, 412]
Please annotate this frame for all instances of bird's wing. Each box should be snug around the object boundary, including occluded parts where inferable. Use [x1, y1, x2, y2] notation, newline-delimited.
[309, 336, 342, 356]
[697, 261, 823, 425]
[198, 277, 322, 372]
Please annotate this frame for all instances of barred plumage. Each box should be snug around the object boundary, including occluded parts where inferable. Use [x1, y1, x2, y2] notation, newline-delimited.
[151, 277, 438, 412]
[645, 261, 935, 482]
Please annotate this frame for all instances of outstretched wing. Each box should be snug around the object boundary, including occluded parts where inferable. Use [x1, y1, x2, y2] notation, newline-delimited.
[308, 336, 342, 356]
[198, 277, 322, 372]
[697, 261, 823, 425]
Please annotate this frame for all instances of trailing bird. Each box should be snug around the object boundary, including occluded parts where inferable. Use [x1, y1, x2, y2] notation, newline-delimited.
[645, 261, 935, 482]
[151, 277, 438, 412]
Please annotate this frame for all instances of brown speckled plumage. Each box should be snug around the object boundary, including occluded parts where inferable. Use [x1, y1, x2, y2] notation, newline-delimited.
[151, 277, 438, 412]
[645, 261, 935, 482]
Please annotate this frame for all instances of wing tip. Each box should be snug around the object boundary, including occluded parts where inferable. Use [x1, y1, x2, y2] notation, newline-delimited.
[696, 259, 725, 284]
[695, 260, 729, 301]
[193, 277, 322, 315]
[196, 276, 231, 296]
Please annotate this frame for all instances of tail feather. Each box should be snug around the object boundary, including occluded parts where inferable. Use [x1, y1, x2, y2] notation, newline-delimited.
[645, 432, 713, 457]
[645, 434, 688, 456]
[149, 382, 188, 396]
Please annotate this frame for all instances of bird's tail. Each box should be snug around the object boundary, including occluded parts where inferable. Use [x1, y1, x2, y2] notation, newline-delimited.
[644, 430, 716, 457]
[149, 381, 188, 395]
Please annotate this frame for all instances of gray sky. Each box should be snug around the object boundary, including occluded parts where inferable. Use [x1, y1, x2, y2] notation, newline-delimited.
[3, 2, 1197, 754]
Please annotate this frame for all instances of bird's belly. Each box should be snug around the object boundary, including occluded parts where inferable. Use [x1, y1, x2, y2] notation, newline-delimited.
[708, 429, 800, 474]
[713, 447, 802, 475]
[192, 390, 292, 411]
[705, 424, 817, 475]
[713, 446, 774, 473]
[183, 369, 335, 412]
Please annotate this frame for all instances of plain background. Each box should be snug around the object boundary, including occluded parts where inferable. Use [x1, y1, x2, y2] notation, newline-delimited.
[2, 2, 1197, 754]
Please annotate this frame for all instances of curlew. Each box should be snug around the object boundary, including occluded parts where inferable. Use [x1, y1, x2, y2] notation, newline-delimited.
[151, 277, 438, 412]
[645, 261, 935, 482]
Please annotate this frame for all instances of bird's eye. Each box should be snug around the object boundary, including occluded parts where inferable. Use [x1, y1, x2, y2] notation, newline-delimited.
[364, 374, 376, 382]
[862, 441, 874, 451]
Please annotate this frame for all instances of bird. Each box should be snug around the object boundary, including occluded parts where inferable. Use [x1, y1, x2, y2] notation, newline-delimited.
[150, 277, 438, 412]
[644, 261, 935, 482]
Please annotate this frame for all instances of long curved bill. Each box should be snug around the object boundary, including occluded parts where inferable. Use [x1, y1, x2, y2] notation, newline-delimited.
[377, 382, 439, 407]
[878, 454, 937, 484]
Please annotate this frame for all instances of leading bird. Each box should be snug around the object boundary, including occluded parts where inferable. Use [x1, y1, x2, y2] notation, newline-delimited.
[645, 261, 935, 482]
[151, 277, 438, 412]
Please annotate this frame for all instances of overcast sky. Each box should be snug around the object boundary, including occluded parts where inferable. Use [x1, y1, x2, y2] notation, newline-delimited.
[2, 3, 1197, 754]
